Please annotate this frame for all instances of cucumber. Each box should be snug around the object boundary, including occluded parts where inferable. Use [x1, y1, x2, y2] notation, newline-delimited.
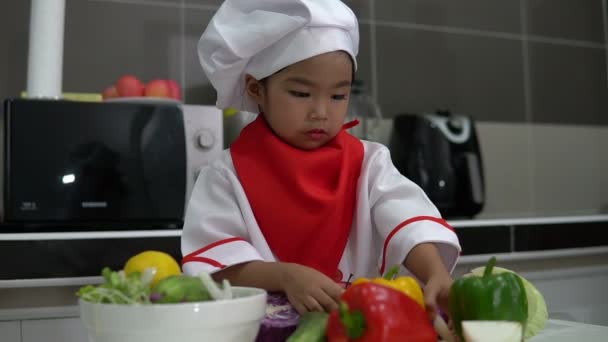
[286, 311, 329, 342]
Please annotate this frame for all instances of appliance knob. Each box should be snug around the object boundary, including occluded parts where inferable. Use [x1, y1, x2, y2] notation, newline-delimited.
[196, 130, 215, 149]
[447, 118, 464, 133]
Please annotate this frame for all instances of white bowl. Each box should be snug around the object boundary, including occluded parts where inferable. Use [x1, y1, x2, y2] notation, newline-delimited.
[79, 287, 267, 342]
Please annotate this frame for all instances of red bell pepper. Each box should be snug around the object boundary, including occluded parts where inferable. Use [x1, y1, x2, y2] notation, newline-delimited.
[326, 282, 436, 342]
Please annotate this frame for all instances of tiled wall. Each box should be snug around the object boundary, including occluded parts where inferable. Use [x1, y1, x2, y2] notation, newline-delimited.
[1, 0, 607, 217]
[371, 119, 608, 218]
[1, 0, 606, 125]
[476, 122, 608, 218]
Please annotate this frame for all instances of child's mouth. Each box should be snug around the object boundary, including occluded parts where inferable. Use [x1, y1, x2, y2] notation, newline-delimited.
[306, 129, 327, 140]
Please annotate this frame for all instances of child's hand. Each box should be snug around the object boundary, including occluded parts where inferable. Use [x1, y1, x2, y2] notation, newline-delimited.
[279, 263, 344, 315]
[423, 272, 453, 320]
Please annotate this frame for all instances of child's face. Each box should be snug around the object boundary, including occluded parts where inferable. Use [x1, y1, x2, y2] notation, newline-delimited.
[247, 51, 353, 150]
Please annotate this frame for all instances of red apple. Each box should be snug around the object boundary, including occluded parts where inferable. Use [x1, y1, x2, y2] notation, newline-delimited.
[144, 79, 171, 98]
[102, 85, 118, 100]
[166, 79, 182, 100]
[115, 75, 144, 97]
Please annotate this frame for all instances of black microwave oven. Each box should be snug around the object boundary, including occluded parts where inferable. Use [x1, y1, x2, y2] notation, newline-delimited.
[1, 98, 223, 231]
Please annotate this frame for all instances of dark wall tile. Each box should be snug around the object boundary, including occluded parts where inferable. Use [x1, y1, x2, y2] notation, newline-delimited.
[375, 0, 521, 34]
[527, 0, 605, 42]
[63, 1, 182, 94]
[342, 0, 372, 21]
[96, 0, 182, 4]
[375, 26, 526, 122]
[455, 226, 512, 255]
[0, 1, 30, 100]
[185, 0, 224, 6]
[184, 8, 216, 105]
[354, 23, 373, 96]
[185, 0, 369, 18]
[515, 222, 608, 251]
[528, 42, 608, 125]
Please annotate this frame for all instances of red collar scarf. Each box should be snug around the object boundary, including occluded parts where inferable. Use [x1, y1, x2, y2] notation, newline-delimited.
[231, 115, 364, 278]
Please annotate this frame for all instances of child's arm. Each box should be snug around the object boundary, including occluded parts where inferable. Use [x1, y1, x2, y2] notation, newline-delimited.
[404, 243, 453, 318]
[213, 261, 344, 314]
[212, 261, 284, 291]
[363, 145, 460, 317]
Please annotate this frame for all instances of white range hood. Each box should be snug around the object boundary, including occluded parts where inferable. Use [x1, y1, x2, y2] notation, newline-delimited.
[26, 0, 65, 99]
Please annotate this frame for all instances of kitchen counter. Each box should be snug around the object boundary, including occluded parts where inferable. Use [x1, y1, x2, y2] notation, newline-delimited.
[2, 245, 608, 290]
[1, 245, 607, 324]
[2, 312, 608, 341]
[531, 319, 608, 341]
[1, 214, 607, 326]
[449, 213, 608, 227]
[2, 214, 607, 286]
[2, 214, 607, 241]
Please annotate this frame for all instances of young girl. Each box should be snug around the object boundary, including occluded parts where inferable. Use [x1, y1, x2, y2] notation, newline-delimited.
[181, 0, 461, 318]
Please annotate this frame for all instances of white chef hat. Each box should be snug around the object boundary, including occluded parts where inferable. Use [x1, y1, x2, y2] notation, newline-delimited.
[198, 0, 359, 113]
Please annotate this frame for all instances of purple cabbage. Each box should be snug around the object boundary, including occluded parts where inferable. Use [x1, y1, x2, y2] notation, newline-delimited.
[256, 293, 300, 342]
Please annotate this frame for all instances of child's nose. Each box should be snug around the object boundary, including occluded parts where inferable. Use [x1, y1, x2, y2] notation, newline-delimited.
[310, 100, 329, 120]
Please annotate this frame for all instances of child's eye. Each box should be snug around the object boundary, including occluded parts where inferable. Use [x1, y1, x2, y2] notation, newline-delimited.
[289, 91, 309, 98]
[332, 94, 347, 100]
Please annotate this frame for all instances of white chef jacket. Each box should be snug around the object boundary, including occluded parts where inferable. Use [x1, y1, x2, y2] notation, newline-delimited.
[181, 141, 461, 283]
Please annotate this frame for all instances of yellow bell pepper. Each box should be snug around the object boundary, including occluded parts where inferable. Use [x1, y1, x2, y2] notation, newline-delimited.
[352, 266, 425, 309]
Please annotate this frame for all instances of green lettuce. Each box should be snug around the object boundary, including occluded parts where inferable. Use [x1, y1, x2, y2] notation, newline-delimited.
[76, 267, 152, 304]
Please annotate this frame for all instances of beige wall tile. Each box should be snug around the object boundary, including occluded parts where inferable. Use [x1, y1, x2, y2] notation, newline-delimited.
[475, 122, 535, 218]
[529, 124, 603, 216]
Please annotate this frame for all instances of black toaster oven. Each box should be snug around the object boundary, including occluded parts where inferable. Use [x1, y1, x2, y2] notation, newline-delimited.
[389, 111, 485, 218]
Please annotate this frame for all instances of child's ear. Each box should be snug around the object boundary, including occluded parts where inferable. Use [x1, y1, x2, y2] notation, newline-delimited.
[245, 74, 265, 106]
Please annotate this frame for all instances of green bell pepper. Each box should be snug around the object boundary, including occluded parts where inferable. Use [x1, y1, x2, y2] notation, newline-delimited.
[449, 257, 529, 340]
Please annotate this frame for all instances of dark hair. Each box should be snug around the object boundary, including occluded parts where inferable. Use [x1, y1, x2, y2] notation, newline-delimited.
[260, 51, 356, 85]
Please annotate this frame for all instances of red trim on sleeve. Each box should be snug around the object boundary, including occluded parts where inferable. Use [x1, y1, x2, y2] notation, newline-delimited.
[181, 256, 226, 269]
[380, 216, 453, 275]
[181, 237, 246, 266]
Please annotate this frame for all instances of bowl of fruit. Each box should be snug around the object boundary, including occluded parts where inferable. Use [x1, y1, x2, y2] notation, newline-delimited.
[101, 74, 182, 103]
[77, 251, 267, 342]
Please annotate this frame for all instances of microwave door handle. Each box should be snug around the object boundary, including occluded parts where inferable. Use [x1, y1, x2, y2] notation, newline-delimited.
[464, 152, 484, 205]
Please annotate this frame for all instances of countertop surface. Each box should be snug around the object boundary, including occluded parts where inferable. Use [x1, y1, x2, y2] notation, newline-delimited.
[1, 213, 607, 328]
[1, 214, 607, 289]
[1, 214, 607, 241]
[1, 306, 606, 342]
[530, 319, 608, 341]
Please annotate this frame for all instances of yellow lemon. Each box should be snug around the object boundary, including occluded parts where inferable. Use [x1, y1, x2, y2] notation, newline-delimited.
[123, 250, 181, 287]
